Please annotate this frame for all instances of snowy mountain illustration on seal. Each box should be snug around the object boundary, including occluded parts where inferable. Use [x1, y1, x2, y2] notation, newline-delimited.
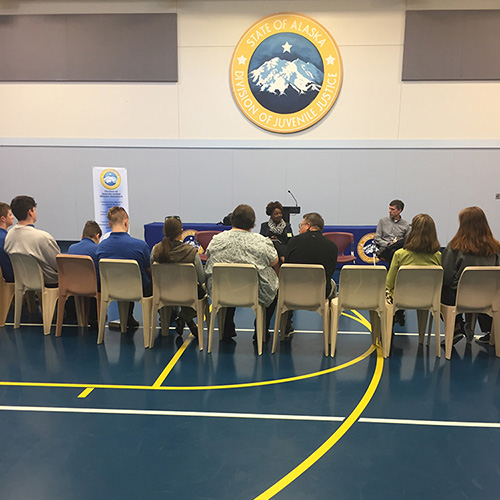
[249, 56, 324, 95]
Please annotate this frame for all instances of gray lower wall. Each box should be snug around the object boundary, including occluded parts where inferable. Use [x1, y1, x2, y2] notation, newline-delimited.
[1, 144, 497, 245]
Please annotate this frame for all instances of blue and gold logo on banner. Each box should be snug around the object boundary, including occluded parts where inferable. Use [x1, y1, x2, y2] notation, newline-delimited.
[230, 13, 342, 133]
[99, 169, 121, 190]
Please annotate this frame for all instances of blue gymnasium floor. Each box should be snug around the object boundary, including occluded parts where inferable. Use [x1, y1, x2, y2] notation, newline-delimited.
[0, 303, 499, 500]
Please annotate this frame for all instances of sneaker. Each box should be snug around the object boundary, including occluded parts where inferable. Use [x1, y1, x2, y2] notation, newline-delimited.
[282, 328, 295, 340]
[475, 333, 490, 345]
[127, 317, 139, 328]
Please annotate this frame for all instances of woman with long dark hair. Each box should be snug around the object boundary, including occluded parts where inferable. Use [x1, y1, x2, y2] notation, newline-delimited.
[442, 206, 500, 344]
[151, 216, 205, 336]
[386, 214, 442, 327]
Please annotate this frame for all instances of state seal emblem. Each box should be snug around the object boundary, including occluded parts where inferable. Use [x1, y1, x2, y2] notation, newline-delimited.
[230, 13, 342, 133]
[357, 233, 379, 264]
[99, 169, 121, 190]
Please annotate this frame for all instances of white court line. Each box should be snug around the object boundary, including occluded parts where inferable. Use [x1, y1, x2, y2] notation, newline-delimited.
[0, 405, 499, 429]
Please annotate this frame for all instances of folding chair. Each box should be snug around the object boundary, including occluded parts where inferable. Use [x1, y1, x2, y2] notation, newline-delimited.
[208, 263, 265, 355]
[330, 266, 387, 357]
[97, 259, 152, 348]
[385, 266, 443, 358]
[272, 264, 330, 355]
[55, 254, 100, 337]
[9, 253, 58, 335]
[150, 262, 210, 349]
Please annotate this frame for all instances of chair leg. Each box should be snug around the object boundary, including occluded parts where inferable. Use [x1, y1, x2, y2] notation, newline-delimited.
[97, 299, 109, 344]
[384, 304, 394, 358]
[55, 294, 67, 337]
[0, 283, 15, 327]
[150, 301, 159, 348]
[441, 306, 456, 360]
[196, 301, 204, 351]
[272, 306, 282, 354]
[417, 310, 428, 345]
[142, 298, 153, 348]
[433, 310, 441, 358]
[492, 312, 500, 357]
[14, 289, 24, 329]
[369, 310, 380, 346]
[330, 301, 340, 357]
[117, 301, 129, 333]
[322, 304, 330, 357]
[256, 305, 264, 356]
[41, 288, 58, 335]
[208, 304, 219, 353]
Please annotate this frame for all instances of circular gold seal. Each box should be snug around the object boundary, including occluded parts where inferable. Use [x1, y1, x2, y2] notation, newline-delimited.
[357, 233, 379, 264]
[99, 169, 121, 190]
[230, 13, 342, 134]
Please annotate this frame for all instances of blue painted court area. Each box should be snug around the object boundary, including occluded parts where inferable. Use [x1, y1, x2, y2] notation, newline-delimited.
[0, 305, 499, 500]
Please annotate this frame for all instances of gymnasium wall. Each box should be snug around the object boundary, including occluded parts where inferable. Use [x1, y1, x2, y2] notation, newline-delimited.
[0, 0, 499, 242]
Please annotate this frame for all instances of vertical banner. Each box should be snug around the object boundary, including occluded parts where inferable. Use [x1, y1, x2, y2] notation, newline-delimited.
[92, 167, 129, 235]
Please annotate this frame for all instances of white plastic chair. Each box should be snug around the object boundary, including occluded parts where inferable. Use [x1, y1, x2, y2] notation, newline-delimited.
[150, 262, 210, 349]
[97, 259, 152, 348]
[385, 266, 443, 358]
[0, 267, 15, 327]
[441, 266, 500, 359]
[330, 266, 387, 357]
[272, 264, 330, 355]
[9, 253, 59, 335]
[207, 263, 265, 355]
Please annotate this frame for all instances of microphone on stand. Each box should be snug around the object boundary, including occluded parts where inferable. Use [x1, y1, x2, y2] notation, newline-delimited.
[283, 190, 301, 223]
[288, 189, 299, 206]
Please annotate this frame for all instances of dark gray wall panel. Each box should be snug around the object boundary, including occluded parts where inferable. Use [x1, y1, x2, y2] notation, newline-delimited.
[0, 14, 178, 82]
[403, 10, 500, 81]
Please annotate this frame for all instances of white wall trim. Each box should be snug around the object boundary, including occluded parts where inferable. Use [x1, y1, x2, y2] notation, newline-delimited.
[1, 138, 500, 149]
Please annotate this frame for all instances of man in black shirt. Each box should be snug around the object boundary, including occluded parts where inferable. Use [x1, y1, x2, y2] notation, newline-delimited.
[285, 212, 338, 298]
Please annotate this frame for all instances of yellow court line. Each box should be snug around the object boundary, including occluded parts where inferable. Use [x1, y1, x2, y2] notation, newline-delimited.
[77, 388, 94, 398]
[254, 344, 384, 500]
[350, 309, 373, 331]
[0, 345, 376, 392]
[152, 336, 193, 388]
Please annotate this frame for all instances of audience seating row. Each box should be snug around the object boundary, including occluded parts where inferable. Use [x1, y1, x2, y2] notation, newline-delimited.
[1, 255, 499, 359]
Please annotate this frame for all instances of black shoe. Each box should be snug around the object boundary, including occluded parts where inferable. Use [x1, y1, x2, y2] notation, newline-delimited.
[394, 310, 405, 327]
[175, 318, 185, 336]
[464, 322, 475, 343]
[441, 331, 465, 347]
[187, 320, 198, 338]
[475, 333, 491, 345]
[127, 317, 139, 328]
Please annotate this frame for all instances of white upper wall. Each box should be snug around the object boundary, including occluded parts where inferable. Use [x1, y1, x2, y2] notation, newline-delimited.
[1, 0, 500, 140]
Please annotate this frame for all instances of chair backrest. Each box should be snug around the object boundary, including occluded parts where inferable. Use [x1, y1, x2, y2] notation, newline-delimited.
[455, 266, 500, 312]
[195, 231, 221, 252]
[99, 259, 144, 302]
[152, 262, 198, 306]
[212, 263, 259, 308]
[393, 265, 443, 310]
[9, 253, 45, 291]
[278, 264, 326, 310]
[338, 265, 386, 311]
[323, 232, 354, 255]
[56, 254, 98, 297]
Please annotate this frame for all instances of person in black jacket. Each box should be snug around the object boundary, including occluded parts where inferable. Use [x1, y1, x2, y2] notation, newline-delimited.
[260, 201, 293, 261]
[285, 212, 338, 299]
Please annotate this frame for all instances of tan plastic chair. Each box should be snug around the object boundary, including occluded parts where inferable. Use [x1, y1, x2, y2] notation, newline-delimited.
[97, 259, 152, 348]
[385, 266, 443, 358]
[150, 262, 210, 349]
[272, 264, 330, 355]
[441, 266, 500, 359]
[55, 254, 100, 337]
[0, 267, 15, 327]
[207, 263, 265, 355]
[9, 253, 59, 335]
[330, 265, 387, 357]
